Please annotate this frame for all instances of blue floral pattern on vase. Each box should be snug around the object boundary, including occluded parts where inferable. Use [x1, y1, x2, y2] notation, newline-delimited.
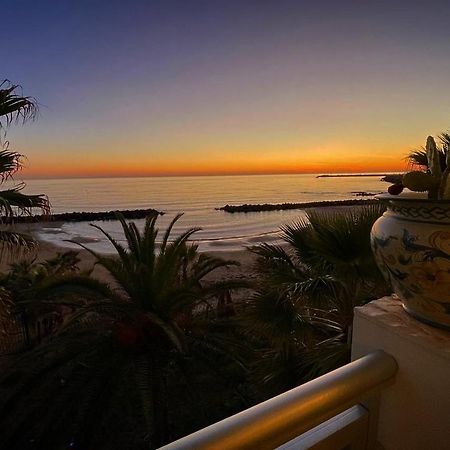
[371, 196, 450, 329]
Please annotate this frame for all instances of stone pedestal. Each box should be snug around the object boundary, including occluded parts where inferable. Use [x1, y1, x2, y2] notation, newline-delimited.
[351, 296, 450, 450]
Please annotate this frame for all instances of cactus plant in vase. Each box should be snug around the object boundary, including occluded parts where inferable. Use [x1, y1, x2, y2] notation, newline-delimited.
[371, 134, 450, 329]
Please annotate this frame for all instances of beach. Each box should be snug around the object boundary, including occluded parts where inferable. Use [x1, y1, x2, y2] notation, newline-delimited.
[0, 237, 259, 289]
[17, 173, 387, 253]
[0, 201, 376, 285]
[1, 171, 388, 289]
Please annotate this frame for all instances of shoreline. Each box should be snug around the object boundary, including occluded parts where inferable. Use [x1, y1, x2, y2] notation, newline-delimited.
[0, 200, 382, 280]
[0, 239, 258, 288]
[5, 200, 382, 256]
[6, 198, 382, 223]
[316, 173, 392, 178]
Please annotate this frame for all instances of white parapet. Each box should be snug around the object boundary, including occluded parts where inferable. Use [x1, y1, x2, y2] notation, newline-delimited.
[351, 296, 450, 450]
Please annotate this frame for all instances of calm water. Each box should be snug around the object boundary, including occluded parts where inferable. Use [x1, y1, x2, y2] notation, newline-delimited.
[20, 174, 386, 252]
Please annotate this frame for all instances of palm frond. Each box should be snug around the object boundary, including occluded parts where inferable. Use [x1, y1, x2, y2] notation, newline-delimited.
[88, 221, 131, 269]
[0, 230, 36, 263]
[160, 212, 183, 255]
[0, 80, 38, 130]
[0, 213, 254, 448]
[245, 203, 390, 390]
[0, 184, 50, 217]
[0, 149, 22, 179]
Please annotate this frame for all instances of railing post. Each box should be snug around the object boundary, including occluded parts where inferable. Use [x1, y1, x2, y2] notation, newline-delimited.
[361, 393, 380, 450]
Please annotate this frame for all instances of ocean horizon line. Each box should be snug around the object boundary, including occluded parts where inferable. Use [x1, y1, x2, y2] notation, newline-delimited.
[20, 170, 401, 181]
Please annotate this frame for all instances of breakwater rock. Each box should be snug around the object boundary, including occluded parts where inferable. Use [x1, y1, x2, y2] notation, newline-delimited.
[317, 173, 391, 178]
[217, 199, 378, 213]
[351, 191, 383, 197]
[381, 174, 403, 184]
[8, 208, 163, 223]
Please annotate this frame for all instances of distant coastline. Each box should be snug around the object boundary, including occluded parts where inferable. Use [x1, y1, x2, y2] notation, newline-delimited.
[317, 173, 396, 178]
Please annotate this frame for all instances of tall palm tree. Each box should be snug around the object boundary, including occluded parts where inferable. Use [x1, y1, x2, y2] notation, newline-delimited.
[0, 80, 49, 259]
[0, 214, 250, 449]
[242, 204, 389, 395]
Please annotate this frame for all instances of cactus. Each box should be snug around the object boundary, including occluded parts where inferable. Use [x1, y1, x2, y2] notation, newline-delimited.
[390, 135, 450, 200]
[402, 171, 437, 193]
[440, 144, 450, 199]
[426, 136, 441, 178]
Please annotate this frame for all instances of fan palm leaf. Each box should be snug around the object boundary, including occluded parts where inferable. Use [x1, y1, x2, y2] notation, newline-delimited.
[0, 230, 36, 261]
[0, 81, 38, 130]
[244, 204, 389, 392]
[0, 83, 49, 259]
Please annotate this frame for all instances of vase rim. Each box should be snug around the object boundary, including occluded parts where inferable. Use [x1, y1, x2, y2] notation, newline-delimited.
[375, 193, 450, 204]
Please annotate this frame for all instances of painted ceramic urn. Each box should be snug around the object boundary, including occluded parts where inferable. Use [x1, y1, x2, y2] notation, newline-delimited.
[371, 193, 450, 329]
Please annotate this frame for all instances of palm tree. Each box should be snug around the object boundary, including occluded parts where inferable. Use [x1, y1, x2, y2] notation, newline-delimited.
[0, 80, 49, 259]
[0, 251, 85, 352]
[0, 214, 250, 449]
[242, 204, 389, 395]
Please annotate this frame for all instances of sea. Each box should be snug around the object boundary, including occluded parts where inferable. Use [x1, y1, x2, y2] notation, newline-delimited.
[19, 174, 387, 253]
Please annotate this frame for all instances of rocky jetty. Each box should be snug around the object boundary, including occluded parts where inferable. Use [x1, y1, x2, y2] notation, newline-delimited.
[381, 174, 403, 184]
[317, 173, 391, 178]
[351, 191, 383, 197]
[6, 208, 163, 223]
[217, 199, 378, 213]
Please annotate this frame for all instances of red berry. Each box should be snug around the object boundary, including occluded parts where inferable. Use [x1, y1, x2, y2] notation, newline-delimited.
[388, 183, 404, 195]
[115, 323, 140, 348]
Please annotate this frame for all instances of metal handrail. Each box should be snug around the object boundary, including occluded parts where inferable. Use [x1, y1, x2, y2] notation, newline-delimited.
[159, 350, 397, 450]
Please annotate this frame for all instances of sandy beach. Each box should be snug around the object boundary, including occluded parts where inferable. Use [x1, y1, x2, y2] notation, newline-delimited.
[0, 203, 372, 281]
[0, 203, 374, 289]
[0, 238, 259, 289]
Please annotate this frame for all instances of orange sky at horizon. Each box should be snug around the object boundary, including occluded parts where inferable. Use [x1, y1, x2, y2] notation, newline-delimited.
[18, 134, 413, 179]
[7, 1, 450, 181]
[21, 150, 409, 179]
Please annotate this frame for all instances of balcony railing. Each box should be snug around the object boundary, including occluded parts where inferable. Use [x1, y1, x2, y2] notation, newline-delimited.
[159, 350, 397, 450]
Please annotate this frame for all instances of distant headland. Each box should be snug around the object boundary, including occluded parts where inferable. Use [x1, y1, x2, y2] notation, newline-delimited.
[317, 173, 397, 178]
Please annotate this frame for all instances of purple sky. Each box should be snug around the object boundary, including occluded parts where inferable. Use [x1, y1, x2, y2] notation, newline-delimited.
[3, 0, 450, 177]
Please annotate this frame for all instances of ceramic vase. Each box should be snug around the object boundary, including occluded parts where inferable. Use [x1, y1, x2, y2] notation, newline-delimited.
[371, 194, 450, 329]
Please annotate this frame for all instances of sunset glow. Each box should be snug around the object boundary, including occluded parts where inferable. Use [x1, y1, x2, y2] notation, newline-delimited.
[4, 1, 450, 178]
[23, 149, 409, 179]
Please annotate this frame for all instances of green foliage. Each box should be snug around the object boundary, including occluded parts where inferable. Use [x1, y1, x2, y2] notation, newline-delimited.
[0, 80, 49, 261]
[243, 205, 389, 394]
[0, 251, 85, 352]
[404, 133, 450, 199]
[0, 80, 38, 131]
[0, 205, 394, 447]
[0, 214, 251, 449]
[67, 213, 244, 351]
[0, 250, 83, 303]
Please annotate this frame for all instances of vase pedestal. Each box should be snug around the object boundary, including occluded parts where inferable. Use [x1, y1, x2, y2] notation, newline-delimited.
[351, 296, 450, 450]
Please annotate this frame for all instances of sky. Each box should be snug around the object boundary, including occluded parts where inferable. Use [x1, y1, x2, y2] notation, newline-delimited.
[3, 0, 450, 178]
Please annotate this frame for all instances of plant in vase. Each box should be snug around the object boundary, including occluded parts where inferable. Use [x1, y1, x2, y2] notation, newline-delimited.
[388, 135, 450, 199]
[371, 133, 450, 329]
